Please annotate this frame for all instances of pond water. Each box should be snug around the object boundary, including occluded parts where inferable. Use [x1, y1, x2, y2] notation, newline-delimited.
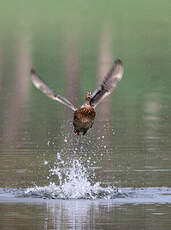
[0, 1, 171, 229]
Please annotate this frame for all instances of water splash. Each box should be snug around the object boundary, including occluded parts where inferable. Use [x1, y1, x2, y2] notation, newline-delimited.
[24, 125, 119, 200]
[24, 155, 120, 199]
[24, 146, 123, 199]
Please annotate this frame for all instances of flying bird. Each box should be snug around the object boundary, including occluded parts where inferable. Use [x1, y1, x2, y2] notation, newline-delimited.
[31, 59, 124, 135]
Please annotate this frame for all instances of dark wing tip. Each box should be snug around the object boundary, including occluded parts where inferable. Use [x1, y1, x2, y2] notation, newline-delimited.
[31, 68, 36, 75]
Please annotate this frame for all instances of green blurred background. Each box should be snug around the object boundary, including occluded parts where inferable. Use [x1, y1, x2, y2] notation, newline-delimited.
[0, 1, 171, 229]
[0, 0, 171, 188]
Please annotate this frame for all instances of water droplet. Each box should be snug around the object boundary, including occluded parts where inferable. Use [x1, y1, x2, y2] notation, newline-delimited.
[57, 152, 61, 160]
[44, 160, 48, 165]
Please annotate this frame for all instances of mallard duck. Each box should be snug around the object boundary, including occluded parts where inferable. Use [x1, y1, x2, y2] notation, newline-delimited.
[31, 59, 124, 135]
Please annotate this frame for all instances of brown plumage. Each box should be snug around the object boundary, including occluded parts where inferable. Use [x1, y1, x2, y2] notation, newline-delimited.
[31, 59, 124, 135]
[73, 93, 96, 135]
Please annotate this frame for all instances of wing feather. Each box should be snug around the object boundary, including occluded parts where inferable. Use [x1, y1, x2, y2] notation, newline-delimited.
[90, 59, 124, 108]
[31, 69, 77, 111]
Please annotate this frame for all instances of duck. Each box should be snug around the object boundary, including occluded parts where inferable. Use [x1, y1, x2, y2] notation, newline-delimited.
[31, 59, 124, 135]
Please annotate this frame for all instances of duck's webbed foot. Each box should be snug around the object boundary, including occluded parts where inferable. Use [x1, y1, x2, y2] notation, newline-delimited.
[83, 129, 88, 135]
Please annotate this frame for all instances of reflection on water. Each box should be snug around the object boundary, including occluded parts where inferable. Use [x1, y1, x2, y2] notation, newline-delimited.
[0, 0, 171, 229]
[96, 25, 113, 122]
[0, 188, 171, 230]
[63, 31, 80, 122]
[2, 35, 31, 150]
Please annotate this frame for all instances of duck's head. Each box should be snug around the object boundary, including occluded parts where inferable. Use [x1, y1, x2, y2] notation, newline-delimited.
[85, 91, 92, 102]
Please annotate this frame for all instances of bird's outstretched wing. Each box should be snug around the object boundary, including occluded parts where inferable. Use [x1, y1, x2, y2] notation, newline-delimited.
[31, 69, 77, 111]
[90, 59, 124, 108]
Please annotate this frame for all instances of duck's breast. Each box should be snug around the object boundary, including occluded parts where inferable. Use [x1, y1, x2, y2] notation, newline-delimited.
[73, 106, 96, 130]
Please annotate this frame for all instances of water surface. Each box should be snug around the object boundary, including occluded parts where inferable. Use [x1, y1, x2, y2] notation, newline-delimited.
[0, 0, 171, 229]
